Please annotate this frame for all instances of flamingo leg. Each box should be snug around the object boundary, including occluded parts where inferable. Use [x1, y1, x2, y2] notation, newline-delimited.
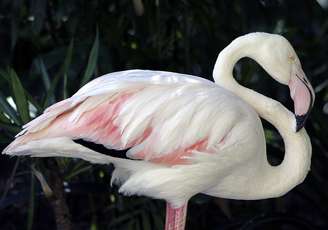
[165, 202, 188, 230]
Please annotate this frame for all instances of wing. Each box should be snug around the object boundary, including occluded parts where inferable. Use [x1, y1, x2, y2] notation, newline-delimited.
[7, 69, 246, 165]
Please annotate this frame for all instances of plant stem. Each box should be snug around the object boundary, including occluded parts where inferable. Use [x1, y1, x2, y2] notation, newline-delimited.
[45, 159, 72, 230]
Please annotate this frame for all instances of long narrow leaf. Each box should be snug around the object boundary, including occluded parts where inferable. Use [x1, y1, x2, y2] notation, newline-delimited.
[69, 160, 86, 173]
[0, 111, 11, 124]
[34, 57, 54, 104]
[9, 69, 30, 123]
[109, 210, 142, 226]
[0, 92, 20, 125]
[0, 69, 9, 82]
[61, 38, 74, 77]
[27, 170, 35, 230]
[25, 92, 42, 113]
[43, 39, 74, 107]
[149, 202, 163, 229]
[32, 166, 53, 198]
[63, 73, 68, 99]
[90, 221, 97, 230]
[43, 74, 61, 108]
[65, 165, 92, 181]
[53, 38, 74, 83]
[153, 215, 164, 230]
[80, 29, 99, 86]
[141, 211, 151, 230]
[36, 58, 51, 90]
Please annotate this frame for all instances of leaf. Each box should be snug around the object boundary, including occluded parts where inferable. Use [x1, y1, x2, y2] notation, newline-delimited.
[109, 210, 142, 226]
[141, 211, 152, 230]
[25, 92, 42, 113]
[58, 38, 74, 81]
[43, 74, 61, 108]
[70, 160, 87, 173]
[43, 39, 74, 107]
[149, 202, 163, 229]
[90, 212, 98, 230]
[34, 57, 54, 108]
[0, 91, 20, 125]
[32, 166, 53, 198]
[90, 222, 97, 230]
[80, 29, 99, 86]
[35, 58, 51, 90]
[0, 69, 9, 82]
[153, 214, 164, 230]
[0, 110, 11, 124]
[27, 171, 35, 230]
[63, 73, 68, 99]
[65, 165, 92, 181]
[9, 69, 30, 124]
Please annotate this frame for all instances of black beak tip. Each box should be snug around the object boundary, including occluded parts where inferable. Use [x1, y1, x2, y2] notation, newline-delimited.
[295, 114, 307, 132]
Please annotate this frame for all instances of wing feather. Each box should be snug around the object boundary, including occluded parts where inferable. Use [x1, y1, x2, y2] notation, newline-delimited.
[9, 69, 247, 165]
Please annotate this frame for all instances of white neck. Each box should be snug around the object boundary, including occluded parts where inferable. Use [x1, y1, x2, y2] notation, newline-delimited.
[213, 33, 312, 198]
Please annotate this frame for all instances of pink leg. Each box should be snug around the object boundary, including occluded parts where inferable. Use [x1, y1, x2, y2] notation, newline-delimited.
[165, 202, 188, 230]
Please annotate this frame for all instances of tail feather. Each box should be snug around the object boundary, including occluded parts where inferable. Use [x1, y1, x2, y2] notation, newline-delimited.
[3, 137, 124, 164]
[2, 136, 159, 174]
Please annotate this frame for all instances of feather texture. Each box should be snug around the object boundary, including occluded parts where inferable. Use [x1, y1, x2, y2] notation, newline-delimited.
[9, 70, 254, 164]
[3, 69, 264, 205]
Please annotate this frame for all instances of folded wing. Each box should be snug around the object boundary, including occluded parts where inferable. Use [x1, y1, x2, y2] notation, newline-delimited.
[5, 70, 243, 165]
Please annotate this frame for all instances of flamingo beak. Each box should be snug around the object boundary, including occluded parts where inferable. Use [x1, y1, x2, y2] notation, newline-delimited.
[288, 65, 315, 132]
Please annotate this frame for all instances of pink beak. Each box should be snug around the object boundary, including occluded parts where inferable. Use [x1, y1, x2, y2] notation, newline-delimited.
[288, 65, 314, 132]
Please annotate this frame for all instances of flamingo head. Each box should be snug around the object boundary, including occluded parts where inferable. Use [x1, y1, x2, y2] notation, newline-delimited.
[253, 33, 315, 132]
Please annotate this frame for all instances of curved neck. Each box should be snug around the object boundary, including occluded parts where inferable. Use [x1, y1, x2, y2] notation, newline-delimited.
[213, 34, 312, 198]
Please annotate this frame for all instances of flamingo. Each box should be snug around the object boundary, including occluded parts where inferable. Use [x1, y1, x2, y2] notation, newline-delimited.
[3, 32, 314, 230]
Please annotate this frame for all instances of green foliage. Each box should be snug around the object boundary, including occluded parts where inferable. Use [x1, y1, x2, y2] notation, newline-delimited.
[81, 29, 99, 87]
[8, 68, 30, 124]
[0, 91, 20, 125]
[0, 0, 327, 230]
[43, 38, 74, 107]
[27, 171, 35, 230]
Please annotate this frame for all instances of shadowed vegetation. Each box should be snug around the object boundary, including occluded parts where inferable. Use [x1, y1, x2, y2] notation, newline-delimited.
[0, 0, 328, 229]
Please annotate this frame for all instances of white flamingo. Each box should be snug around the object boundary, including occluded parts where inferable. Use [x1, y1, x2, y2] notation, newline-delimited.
[3, 32, 314, 230]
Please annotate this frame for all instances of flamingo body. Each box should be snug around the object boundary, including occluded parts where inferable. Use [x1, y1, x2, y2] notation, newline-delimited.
[3, 33, 315, 230]
[5, 70, 264, 205]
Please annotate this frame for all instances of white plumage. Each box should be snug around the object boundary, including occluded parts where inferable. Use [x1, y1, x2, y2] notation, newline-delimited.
[3, 32, 314, 230]
[8, 70, 262, 205]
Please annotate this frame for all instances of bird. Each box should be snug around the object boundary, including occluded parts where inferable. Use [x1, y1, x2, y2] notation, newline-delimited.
[3, 32, 315, 230]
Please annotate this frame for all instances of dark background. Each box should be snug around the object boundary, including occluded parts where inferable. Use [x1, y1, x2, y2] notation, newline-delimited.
[0, 0, 328, 229]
